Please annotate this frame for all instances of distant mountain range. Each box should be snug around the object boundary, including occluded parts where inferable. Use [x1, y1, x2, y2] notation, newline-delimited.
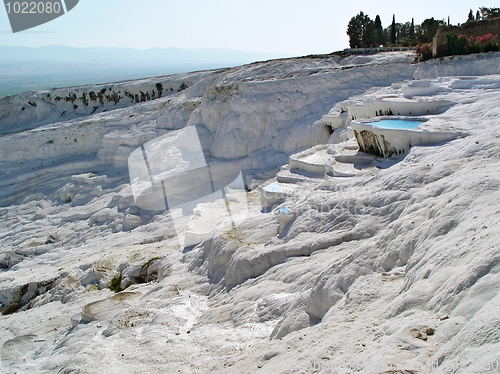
[0, 46, 286, 97]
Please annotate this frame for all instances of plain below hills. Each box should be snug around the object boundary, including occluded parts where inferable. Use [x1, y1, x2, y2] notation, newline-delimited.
[0, 45, 286, 97]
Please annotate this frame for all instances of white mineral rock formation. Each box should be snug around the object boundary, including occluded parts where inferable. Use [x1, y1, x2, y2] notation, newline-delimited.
[1, 51, 500, 373]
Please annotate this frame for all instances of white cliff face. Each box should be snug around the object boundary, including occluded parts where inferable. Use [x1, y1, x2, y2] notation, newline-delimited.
[1, 52, 500, 374]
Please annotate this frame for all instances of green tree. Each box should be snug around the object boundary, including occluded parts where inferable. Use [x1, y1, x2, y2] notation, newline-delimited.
[397, 21, 414, 46]
[403, 22, 411, 38]
[390, 14, 396, 44]
[361, 15, 375, 47]
[444, 32, 468, 55]
[480, 7, 500, 19]
[347, 12, 375, 48]
[347, 14, 363, 48]
[382, 29, 389, 45]
[467, 9, 474, 22]
[374, 15, 384, 46]
[417, 18, 445, 44]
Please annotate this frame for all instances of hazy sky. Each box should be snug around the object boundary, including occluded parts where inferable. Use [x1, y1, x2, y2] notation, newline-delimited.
[0, 0, 496, 56]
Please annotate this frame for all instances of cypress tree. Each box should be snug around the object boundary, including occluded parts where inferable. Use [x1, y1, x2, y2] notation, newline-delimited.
[468, 9, 474, 22]
[390, 14, 396, 44]
[374, 15, 384, 46]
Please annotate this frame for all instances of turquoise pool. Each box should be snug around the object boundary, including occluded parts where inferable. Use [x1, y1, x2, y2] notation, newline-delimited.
[371, 119, 424, 130]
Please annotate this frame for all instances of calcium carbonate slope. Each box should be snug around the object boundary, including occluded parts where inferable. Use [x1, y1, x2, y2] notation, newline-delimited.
[0, 52, 500, 374]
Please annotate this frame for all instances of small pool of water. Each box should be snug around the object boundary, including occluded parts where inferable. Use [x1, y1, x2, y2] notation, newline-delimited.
[263, 182, 283, 193]
[370, 119, 424, 130]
